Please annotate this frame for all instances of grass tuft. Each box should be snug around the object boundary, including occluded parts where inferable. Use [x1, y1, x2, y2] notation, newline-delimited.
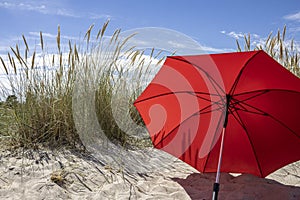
[0, 21, 158, 150]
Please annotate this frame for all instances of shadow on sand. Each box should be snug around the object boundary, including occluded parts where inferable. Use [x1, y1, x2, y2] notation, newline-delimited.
[172, 173, 300, 200]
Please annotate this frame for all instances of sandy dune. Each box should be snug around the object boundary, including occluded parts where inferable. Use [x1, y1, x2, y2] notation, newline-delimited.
[0, 147, 299, 200]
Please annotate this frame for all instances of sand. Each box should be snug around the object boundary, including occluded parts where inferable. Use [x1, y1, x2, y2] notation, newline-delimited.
[0, 146, 299, 200]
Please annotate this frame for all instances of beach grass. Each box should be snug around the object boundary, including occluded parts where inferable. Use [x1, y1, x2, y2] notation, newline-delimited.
[0, 21, 158, 150]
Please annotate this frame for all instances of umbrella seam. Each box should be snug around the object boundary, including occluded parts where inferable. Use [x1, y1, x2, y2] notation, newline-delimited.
[234, 89, 300, 96]
[153, 98, 225, 148]
[134, 91, 213, 104]
[229, 50, 262, 95]
[168, 56, 226, 98]
[238, 100, 300, 139]
[229, 106, 264, 177]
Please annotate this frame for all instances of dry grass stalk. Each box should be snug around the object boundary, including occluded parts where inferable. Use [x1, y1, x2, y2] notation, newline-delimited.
[0, 21, 156, 149]
[57, 25, 61, 52]
[236, 26, 300, 77]
[40, 31, 44, 51]
[0, 57, 9, 75]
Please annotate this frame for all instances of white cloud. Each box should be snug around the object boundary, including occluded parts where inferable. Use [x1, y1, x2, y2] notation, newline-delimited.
[289, 26, 300, 34]
[0, 1, 111, 19]
[55, 8, 79, 18]
[28, 31, 77, 41]
[252, 34, 260, 39]
[0, 46, 9, 53]
[0, 1, 79, 17]
[29, 32, 56, 39]
[119, 27, 233, 54]
[0, 1, 45, 11]
[167, 40, 232, 53]
[200, 45, 234, 53]
[221, 29, 300, 53]
[221, 30, 262, 41]
[282, 11, 300, 41]
[228, 31, 244, 40]
[221, 30, 264, 49]
[221, 31, 245, 40]
[0, 31, 79, 56]
[89, 13, 111, 20]
[284, 11, 300, 22]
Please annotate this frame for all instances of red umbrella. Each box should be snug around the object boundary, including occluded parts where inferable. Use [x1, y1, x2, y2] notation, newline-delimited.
[133, 50, 300, 199]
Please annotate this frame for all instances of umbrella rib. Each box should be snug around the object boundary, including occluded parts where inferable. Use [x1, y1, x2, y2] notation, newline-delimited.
[135, 91, 225, 113]
[238, 101, 300, 139]
[202, 109, 226, 172]
[169, 57, 226, 96]
[195, 92, 221, 96]
[234, 89, 300, 97]
[194, 94, 226, 114]
[231, 90, 270, 106]
[232, 107, 266, 116]
[198, 97, 225, 114]
[229, 108, 247, 130]
[200, 104, 224, 115]
[153, 102, 225, 148]
[230, 97, 266, 116]
[200, 107, 223, 115]
[153, 129, 165, 146]
[229, 51, 261, 95]
[153, 113, 196, 147]
[153, 111, 200, 147]
[194, 93, 216, 103]
[134, 91, 212, 104]
[230, 109, 264, 177]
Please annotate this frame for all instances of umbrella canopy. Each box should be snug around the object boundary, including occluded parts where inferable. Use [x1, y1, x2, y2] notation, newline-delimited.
[134, 50, 300, 178]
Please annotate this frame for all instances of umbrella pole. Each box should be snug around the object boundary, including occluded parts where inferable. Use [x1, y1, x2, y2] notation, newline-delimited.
[212, 94, 230, 200]
[212, 127, 225, 200]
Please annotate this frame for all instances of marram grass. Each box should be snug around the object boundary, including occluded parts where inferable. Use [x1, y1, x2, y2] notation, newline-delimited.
[0, 21, 159, 149]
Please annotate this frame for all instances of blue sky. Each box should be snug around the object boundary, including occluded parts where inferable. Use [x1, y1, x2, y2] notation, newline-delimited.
[0, 0, 300, 54]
